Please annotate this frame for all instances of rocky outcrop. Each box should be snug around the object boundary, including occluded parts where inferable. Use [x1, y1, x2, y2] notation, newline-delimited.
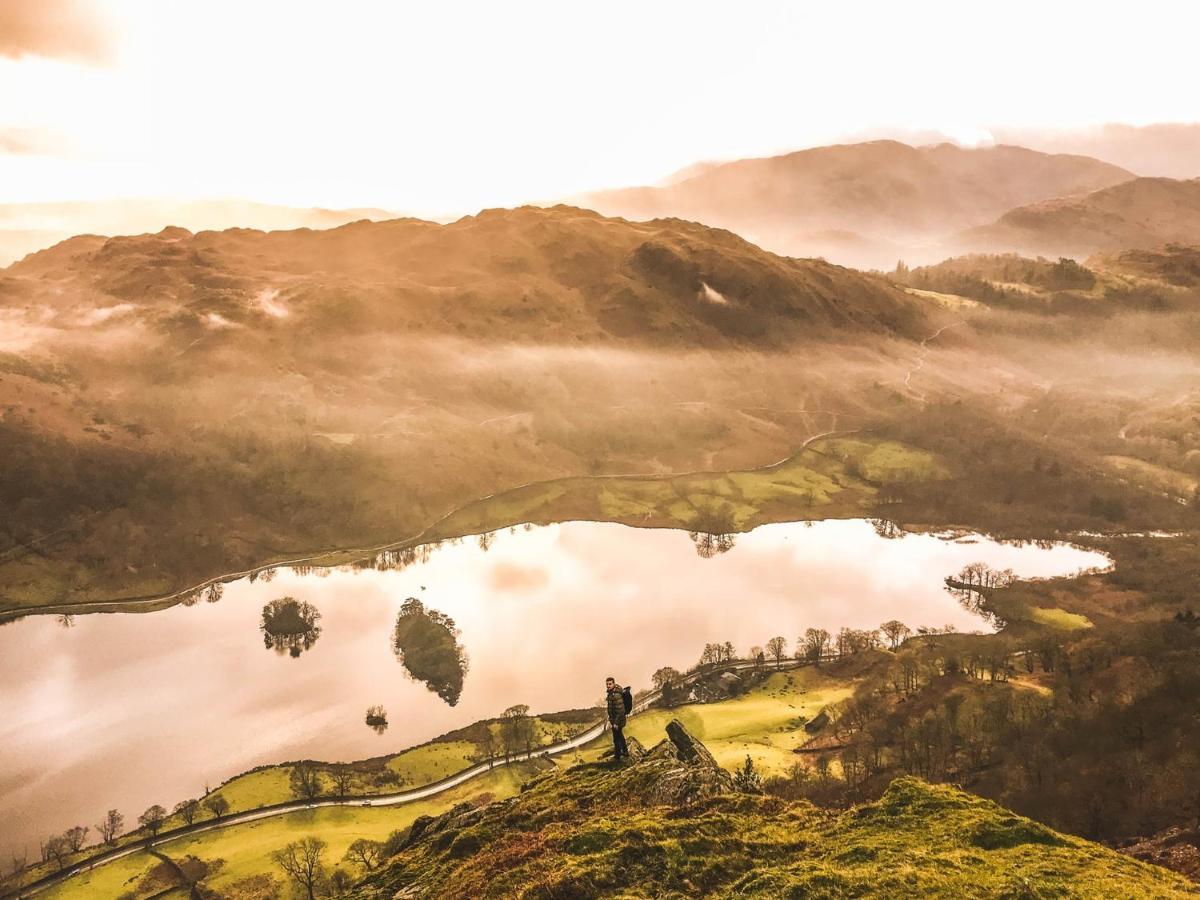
[636, 719, 734, 806]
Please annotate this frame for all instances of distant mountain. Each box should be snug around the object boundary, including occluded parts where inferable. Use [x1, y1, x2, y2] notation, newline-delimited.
[1091, 243, 1200, 287]
[6, 204, 927, 347]
[994, 122, 1200, 179]
[0, 198, 400, 266]
[577, 140, 1133, 268]
[960, 177, 1200, 258]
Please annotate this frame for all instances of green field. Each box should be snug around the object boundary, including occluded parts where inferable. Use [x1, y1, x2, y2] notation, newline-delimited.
[579, 668, 854, 776]
[202, 715, 591, 819]
[42, 762, 547, 900]
[421, 437, 946, 543]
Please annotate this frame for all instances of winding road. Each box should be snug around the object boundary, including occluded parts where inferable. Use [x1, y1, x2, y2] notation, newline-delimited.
[0, 427, 859, 625]
[6, 659, 810, 898]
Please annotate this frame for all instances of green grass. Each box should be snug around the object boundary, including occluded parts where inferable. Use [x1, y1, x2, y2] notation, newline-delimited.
[352, 731, 1196, 898]
[822, 438, 950, 483]
[36, 849, 161, 900]
[425, 440, 929, 541]
[581, 668, 854, 777]
[1029, 606, 1093, 631]
[42, 763, 546, 900]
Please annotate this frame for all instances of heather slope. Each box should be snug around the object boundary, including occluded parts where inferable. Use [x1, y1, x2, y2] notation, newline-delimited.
[351, 722, 1194, 898]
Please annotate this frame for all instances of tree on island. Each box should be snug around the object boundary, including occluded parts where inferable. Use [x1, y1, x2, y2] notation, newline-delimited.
[365, 704, 389, 734]
[260, 597, 323, 658]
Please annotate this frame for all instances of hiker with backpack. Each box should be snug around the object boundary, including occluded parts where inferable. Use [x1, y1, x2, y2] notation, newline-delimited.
[605, 676, 633, 762]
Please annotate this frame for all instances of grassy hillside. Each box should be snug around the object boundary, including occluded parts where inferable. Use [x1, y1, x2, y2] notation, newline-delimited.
[961, 177, 1200, 258]
[350, 722, 1193, 898]
[0, 205, 937, 617]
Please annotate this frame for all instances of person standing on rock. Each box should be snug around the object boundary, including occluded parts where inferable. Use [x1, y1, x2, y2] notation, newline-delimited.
[606, 676, 631, 762]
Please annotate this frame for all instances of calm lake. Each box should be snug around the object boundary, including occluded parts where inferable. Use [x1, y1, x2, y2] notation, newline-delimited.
[0, 519, 1108, 860]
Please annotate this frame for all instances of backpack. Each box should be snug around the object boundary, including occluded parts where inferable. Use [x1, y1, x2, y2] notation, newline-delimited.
[622, 686, 633, 714]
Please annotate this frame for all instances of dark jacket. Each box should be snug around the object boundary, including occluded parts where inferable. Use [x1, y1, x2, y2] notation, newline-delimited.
[606, 685, 627, 728]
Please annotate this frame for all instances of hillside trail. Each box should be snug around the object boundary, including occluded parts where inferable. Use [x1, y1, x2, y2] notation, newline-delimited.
[901, 321, 965, 403]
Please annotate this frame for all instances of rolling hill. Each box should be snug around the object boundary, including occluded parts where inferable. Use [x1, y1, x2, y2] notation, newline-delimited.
[961, 177, 1200, 258]
[0, 198, 401, 267]
[5, 204, 927, 347]
[0, 205, 933, 615]
[351, 721, 1195, 898]
[578, 140, 1134, 268]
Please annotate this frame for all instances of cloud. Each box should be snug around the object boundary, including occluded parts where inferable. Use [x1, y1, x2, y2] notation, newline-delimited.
[0, 0, 113, 64]
[0, 127, 67, 155]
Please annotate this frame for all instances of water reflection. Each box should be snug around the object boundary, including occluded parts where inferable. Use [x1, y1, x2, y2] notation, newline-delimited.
[260, 597, 323, 658]
[0, 519, 1110, 863]
[365, 705, 389, 734]
[688, 530, 736, 558]
[391, 598, 468, 706]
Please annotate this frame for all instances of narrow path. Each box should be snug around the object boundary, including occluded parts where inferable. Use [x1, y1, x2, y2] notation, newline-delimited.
[7, 659, 810, 898]
[0, 427, 861, 624]
[901, 321, 964, 404]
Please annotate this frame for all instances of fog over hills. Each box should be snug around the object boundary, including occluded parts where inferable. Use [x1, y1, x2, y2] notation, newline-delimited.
[960, 177, 1200, 258]
[577, 140, 1133, 268]
[5, 204, 926, 348]
[0, 198, 400, 267]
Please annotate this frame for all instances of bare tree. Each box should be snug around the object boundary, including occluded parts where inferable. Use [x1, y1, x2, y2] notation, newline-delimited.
[97, 809, 124, 846]
[801, 628, 831, 664]
[271, 836, 327, 900]
[290, 763, 324, 801]
[330, 766, 354, 801]
[766, 636, 788, 669]
[501, 705, 533, 760]
[174, 799, 200, 826]
[63, 826, 88, 853]
[44, 835, 70, 871]
[476, 725, 498, 768]
[880, 620, 912, 651]
[203, 794, 230, 820]
[343, 838, 383, 871]
[749, 646, 764, 670]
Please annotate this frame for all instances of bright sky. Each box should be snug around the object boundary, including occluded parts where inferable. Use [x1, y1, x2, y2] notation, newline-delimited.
[2, 0, 1199, 216]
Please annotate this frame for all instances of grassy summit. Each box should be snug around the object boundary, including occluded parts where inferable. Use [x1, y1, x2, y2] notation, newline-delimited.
[351, 722, 1193, 899]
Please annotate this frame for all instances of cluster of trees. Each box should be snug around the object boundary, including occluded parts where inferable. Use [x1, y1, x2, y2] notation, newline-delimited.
[270, 833, 390, 898]
[260, 597, 323, 657]
[474, 705, 540, 766]
[288, 763, 359, 801]
[391, 598, 469, 706]
[29, 794, 233, 875]
[768, 612, 1200, 842]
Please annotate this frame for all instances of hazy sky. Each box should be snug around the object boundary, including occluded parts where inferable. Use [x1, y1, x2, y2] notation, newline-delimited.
[2, 0, 1199, 215]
